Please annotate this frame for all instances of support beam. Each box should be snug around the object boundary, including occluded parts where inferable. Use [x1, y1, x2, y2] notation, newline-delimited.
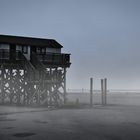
[101, 78, 107, 105]
[64, 68, 66, 104]
[101, 79, 104, 105]
[104, 78, 107, 105]
[90, 77, 93, 107]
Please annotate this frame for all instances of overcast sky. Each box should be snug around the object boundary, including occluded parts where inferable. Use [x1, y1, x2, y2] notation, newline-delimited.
[0, 0, 140, 89]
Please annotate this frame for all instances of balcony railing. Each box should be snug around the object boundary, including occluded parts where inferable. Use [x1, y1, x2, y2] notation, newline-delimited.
[35, 53, 71, 66]
[30, 52, 70, 68]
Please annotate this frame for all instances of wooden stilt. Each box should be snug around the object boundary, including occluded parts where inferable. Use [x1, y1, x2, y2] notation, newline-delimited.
[104, 78, 107, 105]
[90, 77, 93, 107]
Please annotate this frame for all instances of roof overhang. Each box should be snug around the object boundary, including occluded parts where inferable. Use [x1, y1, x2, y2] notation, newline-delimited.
[0, 34, 63, 48]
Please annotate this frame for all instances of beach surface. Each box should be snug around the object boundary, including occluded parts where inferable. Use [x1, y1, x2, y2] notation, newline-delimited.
[0, 93, 140, 140]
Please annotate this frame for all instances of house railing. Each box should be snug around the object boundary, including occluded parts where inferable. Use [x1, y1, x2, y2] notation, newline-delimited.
[35, 53, 71, 66]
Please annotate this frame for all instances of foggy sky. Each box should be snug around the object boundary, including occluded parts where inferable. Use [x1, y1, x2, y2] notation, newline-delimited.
[0, 0, 140, 89]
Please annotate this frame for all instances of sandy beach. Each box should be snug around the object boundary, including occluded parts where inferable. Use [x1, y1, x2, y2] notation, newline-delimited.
[0, 93, 140, 140]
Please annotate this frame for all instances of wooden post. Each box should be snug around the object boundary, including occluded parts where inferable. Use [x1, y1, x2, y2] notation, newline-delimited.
[9, 68, 13, 104]
[101, 79, 104, 105]
[104, 78, 107, 105]
[1, 65, 4, 104]
[101, 78, 107, 105]
[17, 69, 21, 105]
[49, 68, 52, 106]
[90, 78, 93, 107]
[64, 68, 67, 104]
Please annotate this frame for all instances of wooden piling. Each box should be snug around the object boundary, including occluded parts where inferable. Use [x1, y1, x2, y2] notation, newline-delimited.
[104, 78, 107, 105]
[64, 68, 67, 104]
[101, 78, 107, 105]
[90, 78, 93, 107]
[101, 79, 104, 105]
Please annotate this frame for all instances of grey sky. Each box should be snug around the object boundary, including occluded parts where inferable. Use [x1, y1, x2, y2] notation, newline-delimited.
[0, 0, 140, 89]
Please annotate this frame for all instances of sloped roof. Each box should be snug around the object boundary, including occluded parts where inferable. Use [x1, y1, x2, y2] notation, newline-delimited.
[0, 34, 63, 48]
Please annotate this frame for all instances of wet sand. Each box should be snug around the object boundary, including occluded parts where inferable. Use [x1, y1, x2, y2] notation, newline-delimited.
[0, 104, 140, 140]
